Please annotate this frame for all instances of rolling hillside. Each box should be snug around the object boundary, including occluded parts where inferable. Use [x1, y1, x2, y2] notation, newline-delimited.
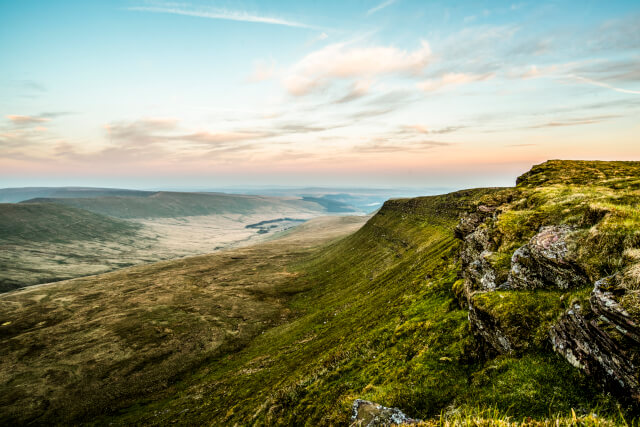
[0, 203, 141, 243]
[1, 191, 356, 292]
[23, 191, 356, 219]
[0, 203, 148, 292]
[0, 161, 639, 425]
[0, 216, 367, 424]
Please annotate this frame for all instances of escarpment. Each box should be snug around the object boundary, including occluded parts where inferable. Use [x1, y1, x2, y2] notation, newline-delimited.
[456, 161, 640, 403]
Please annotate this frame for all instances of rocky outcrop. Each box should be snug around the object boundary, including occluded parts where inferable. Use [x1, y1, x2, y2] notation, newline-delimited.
[457, 211, 592, 355]
[468, 303, 513, 353]
[350, 400, 420, 426]
[461, 226, 498, 292]
[591, 275, 640, 343]
[508, 225, 587, 290]
[458, 206, 511, 354]
[458, 206, 500, 293]
[550, 276, 640, 403]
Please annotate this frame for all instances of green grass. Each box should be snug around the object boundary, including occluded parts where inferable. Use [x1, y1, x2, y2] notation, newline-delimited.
[2, 161, 639, 425]
[0, 216, 365, 425]
[105, 186, 624, 426]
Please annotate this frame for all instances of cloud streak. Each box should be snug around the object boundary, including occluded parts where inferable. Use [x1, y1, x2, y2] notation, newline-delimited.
[570, 74, 640, 95]
[356, 138, 451, 154]
[6, 115, 50, 125]
[366, 0, 398, 16]
[417, 72, 495, 92]
[128, 4, 320, 30]
[528, 114, 621, 129]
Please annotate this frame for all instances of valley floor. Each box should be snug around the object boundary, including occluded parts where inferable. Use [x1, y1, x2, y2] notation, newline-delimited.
[0, 210, 324, 291]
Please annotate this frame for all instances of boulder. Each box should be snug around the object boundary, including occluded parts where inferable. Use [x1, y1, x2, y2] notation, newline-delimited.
[508, 225, 587, 290]
[351, 399, 420, 426]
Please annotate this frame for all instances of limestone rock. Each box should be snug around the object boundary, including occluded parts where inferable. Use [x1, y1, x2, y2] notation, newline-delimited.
[351, 399, 420, 426]
[508, 225, 587, 290]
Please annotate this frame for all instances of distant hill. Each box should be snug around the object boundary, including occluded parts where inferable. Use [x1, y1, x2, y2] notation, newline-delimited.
[0, 187, 153, 203]
[22, 191, 356, 219]
[0, 203, 140, 243]
[0, 203, 145, 292]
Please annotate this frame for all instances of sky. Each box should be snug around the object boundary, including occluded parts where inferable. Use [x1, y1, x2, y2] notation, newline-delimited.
[1, 0, 639, 189]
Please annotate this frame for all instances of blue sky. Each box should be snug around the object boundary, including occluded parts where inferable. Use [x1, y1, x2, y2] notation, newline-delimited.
[1, 0, 639, 188]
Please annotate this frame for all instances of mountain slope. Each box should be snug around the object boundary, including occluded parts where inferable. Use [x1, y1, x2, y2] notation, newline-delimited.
[0, 216, 366, 425]
[111, 185, 623, 425]
[0, 161, 638, 425]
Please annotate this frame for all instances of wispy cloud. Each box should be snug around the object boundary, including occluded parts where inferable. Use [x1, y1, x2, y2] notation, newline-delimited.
[402, 124, 464, 135]
[128, 4, 320, 30]
[355, 138, 451, 154]
[6, 115, 50, 125]
[105, 118, 264, 146]
[247, 59, 276, 82]
[366, 0, 398, 16]
[417, 72, 494, 92]
[528, 114, 621, 129]
[570, 74, 640, 95]
[334, 80, 373, 103]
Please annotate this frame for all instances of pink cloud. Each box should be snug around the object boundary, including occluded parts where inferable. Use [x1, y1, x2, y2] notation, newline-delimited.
[6, 115, 50, 124]
[283, 41, 432, 96]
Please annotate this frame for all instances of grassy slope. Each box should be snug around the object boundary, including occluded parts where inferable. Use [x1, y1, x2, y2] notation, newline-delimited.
[110, 186, 622, 426]
[24, 191, 353, 219]
[1, 161, 637, 425]
[0, 216, 366, 425]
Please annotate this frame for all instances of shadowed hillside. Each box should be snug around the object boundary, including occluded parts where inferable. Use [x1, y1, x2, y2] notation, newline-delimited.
[0, 203, 141, 243]
[0, 203, 147, 292]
